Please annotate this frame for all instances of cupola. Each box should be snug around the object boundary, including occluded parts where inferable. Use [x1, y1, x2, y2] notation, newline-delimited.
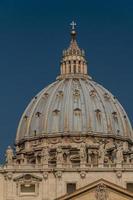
[60, 21, 88, 79]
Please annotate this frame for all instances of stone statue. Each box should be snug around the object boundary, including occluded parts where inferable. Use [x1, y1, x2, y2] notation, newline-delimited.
[98, 143, 106, 166]
[95, 183, 108, 200]
[6, 146, 14, 165]
[123, 141, 129, 152]
[105, 139, 115, 151]
[41, 147, 49, 166]
[56, 146, 63, 167]
[80, 143, 86, 166]
[87, 149, 92, 165]
[63, 150, 71, 167]
[116, 145, 123, 165]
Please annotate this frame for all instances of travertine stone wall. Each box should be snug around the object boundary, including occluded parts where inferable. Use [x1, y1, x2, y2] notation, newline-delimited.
[0, 170, 133, 200]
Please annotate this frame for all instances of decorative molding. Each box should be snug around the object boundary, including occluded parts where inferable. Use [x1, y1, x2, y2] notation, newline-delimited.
[5, 172, 13, 180]
[80, 171, 86, 179]
[116, 171, 122, 178]
[55, 171, 62, 178]
[43, 172, 48, 180]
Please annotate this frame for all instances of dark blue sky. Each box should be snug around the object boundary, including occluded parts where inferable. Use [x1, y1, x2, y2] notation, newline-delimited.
[0, 0, 133, 162]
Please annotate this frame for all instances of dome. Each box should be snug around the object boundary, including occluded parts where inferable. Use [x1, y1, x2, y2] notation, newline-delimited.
[16, 77, 133, 142]
[16, 26, 133, 143]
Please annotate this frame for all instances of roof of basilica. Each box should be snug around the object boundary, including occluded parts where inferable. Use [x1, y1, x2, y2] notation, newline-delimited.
[16, 23, 133, 143]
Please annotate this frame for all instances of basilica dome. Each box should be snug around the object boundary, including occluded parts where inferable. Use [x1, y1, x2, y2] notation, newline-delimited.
[16, 28, 133, 143]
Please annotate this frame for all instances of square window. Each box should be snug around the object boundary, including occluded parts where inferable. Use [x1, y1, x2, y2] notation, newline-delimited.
[20, 184, 35, 194]
[67, 183, 76, 194]
[127, 183, 133, 193]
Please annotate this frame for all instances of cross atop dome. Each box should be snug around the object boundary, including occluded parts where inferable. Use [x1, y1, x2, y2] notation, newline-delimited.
[70, 21, 77, 40]
[70, 21, 76, 30]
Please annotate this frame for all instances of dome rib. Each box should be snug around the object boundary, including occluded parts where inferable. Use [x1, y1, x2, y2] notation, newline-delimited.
[79, 80, 88, 130]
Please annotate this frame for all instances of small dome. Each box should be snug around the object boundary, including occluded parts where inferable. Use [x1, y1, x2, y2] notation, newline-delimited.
[16, 77, 133, 142]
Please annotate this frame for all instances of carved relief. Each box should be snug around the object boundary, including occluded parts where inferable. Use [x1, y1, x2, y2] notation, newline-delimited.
[116, 170, 122, 178]
[48, 138, 61, 144]
[55, 171, 62, 178]
[72, 136, 85, 143]
[43, 172, 48, 180]
[13, 136, 133, 169]
[4, 172, 13, 180]
[95, 183, 108, 200]
[69, 148, 80, 166]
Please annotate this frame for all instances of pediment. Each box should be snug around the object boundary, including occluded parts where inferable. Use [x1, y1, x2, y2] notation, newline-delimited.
[56, 179, 133, 200]
[13, 173, 42, 182]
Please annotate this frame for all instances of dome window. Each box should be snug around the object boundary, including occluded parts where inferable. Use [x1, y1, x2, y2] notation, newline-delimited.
[44, 93, 49, 98]
[112, 112, 117, 119]
[95, 109, 101, 121]
[90, 90, 96, 97]
[35, 112, 41, 117]
[57, 91, 64, 97]
[74, 108, 81, 116]
[104, 93, 110, 100]
[24, 115, 28, 120]
[112, 112, 118, 125]
[73, 89, 80, 98]
[53, 109, 60, 116]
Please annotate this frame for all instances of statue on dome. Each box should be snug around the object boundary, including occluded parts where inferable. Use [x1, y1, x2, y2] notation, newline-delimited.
[98, 143, 106, 166]
[87, 149, 92, 165]
[41, 147, 49, 166]
[123, 141, 129, 152]
[116, 145, 124, 165]
[5, 146, 14, 165]
[105, 139, 115, 151]
[80, 143, 87, 166]
[56, 146, 63, 167]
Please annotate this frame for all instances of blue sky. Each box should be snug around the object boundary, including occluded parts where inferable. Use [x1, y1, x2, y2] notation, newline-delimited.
[0, 0, 133, 161]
